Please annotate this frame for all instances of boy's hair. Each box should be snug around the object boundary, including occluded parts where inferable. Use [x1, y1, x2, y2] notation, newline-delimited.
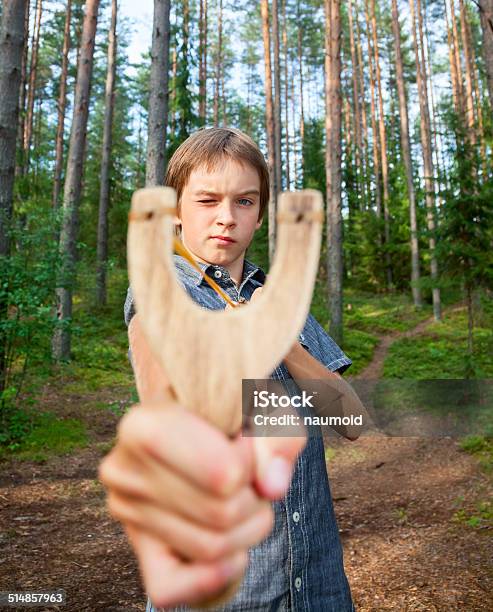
[165, 127, 269, 222]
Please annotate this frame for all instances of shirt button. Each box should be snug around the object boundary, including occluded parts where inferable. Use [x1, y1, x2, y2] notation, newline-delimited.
[292, 511, 300, 523]
[214, 270, 222, 279]
[294, 577, 302, 590]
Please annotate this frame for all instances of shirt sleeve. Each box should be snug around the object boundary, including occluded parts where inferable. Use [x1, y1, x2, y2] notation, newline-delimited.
[299, 313, 352, 375]
[124, 286, 136, 327]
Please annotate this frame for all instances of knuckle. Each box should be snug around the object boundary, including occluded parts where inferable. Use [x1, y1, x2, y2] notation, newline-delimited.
[196, 532, 228, 561]
[205, 498, 238, 529]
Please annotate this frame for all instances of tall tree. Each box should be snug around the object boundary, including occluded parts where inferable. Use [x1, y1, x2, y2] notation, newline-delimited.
[444, 0, 462, 113]
[410, 0, 441, 320]
[478, 0, 493, 109]
[459, 0, 476, 145]
[281, 0, 290, 187]
[198, 0, 207, 124]
[52, 0, 100, 361]
[369, 0, 392, 288]
[391, 0, 422, 307]
[23, 0, 42, 174]
[347, 0, 362, 202]
[450, 0, 464, 112]
[96, 0, 117, 307]
[146, 0, 171, 186]
[213, 0, 223, 126]
[0, 0, 28, 391]
[15, 1, 30, 178]
[260, 0, 277, 263]
[272, 0, 282, 191]
[325, 0, 344, 345]
[52, 0, 72, 209]
[297, 0, 305, 183]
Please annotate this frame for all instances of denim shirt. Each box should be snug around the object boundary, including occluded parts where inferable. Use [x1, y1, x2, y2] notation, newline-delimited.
[124, 255, 355, 612]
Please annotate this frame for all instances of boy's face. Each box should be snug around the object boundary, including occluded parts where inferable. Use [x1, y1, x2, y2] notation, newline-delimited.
[177, 158, 263, 268]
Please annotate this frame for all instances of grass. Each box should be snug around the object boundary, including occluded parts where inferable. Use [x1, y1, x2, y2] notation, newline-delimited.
[383, 298, 493, 379]
[450, 435, 493, 529]
[0, 411, 88, 463]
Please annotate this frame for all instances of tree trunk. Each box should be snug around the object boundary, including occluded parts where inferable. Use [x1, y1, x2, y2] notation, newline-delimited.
[213, 0, 222, 127]
[355, 2, 370, 209]
[260, 0, 277, 264]
[410, 0, 441, 321]
[363, 0, 383, 267]
[145, 0, 171, 186]
[325, 0, 343, 346]
[198, 0, 207, 124]
[272, 0, 282, 192]
[478, 0, 493, 109]
[170, 44, 177, 135]
[459, 0, 476, 145]
[297, 5, 305, 182]
[423, 6, 446, 203]
[348, 0, 362, 202]
[444, 0, 462, 113]
[15, 0, 30, 178]
[290, 56, 298, 187]
[23, 0, 42, 174]
[96, 0, 117, 307]
[52, 0, 100, 361]
[450, 0, 464, 112]
[369, 0, 392, 288]
[464, 8, 487, 175]
[0, 0, 28, 391]
[281, 0, 290, 187]
[52, 0, 72, 209]
[391, 0, 422, 307]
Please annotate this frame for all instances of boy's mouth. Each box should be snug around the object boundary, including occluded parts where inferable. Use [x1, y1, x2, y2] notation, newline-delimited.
[210, 235, 236, 244]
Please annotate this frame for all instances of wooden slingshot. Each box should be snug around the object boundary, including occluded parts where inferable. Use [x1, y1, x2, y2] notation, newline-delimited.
[127, 186, 323, 606]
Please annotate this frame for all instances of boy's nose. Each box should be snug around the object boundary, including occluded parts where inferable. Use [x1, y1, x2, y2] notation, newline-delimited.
[216, 201, 236, 226]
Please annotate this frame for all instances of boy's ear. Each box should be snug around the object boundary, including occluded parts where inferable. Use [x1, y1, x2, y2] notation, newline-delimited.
[255, 216, 263, 230]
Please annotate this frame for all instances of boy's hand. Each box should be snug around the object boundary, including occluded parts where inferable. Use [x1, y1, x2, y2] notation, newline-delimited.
[98, 314, 305, 608]
[98, 402, 276, 607]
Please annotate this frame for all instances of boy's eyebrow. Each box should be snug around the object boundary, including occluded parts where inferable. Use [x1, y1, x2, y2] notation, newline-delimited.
[194, 189, 260, 197]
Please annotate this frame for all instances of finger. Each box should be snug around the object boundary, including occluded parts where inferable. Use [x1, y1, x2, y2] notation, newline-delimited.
[125, 524, 248, 609]
[100, 451, 269, 530]
[252, 428, 307, 500]
[115, 403, 246, 497]
[109, 490, 274, 563]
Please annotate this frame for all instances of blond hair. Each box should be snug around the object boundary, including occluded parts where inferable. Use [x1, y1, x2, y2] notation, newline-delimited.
[165, 127, 269, 222]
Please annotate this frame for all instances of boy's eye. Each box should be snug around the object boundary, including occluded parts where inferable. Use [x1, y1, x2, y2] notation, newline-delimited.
[238, 198, 253, 206]
[198, 200, 215, 204]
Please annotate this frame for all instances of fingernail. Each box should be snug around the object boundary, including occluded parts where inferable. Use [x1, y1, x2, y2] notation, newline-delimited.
[264, 456, 292, 496]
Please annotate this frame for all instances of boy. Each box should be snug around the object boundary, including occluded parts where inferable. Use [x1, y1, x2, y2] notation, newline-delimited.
[99, 127, 357, 611]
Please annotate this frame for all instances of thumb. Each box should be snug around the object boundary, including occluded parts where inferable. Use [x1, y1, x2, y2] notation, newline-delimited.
[252, 428, 306, 500]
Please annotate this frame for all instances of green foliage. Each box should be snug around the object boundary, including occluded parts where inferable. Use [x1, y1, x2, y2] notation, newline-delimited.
[302, 118, 326, 193]
[0, 208, 59, 412]
[0, 412, 88, 462]
[383, 293, 493, 379]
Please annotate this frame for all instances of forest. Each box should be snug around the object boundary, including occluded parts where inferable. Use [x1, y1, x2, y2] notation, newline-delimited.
[0, 0, 492, 609]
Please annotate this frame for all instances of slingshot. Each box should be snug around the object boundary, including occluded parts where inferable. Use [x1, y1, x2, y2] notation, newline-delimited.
[127, 186, 323, 606]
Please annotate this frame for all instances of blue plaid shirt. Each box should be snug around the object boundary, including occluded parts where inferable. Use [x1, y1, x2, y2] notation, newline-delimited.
[124, 255, 355, 612]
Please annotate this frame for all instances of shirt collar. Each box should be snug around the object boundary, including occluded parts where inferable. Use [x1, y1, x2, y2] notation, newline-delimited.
[173, 254, 266, 287]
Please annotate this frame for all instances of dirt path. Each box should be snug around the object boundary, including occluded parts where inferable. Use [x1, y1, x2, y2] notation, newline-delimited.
[0, 304, 491, 611]
[327, 301, 492, 610]
[356, 302, 465, 380]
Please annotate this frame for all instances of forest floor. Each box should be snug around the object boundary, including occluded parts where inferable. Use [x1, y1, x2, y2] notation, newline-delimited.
[0, 301, 492, 611]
